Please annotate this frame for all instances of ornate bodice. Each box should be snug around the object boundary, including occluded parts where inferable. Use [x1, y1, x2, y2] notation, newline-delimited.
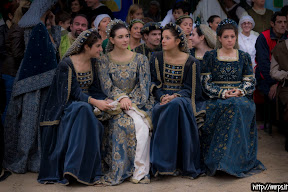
[163, 63, 185, 91]
[77, 70, 93, 93]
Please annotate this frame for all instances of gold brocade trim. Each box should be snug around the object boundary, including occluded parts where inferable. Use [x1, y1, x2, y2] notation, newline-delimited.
[217, 49, 239, 62]
[191, 62, 206, 119]
[163, 82, 183, 86]
[218, 89, 224, 98]
[131, 103, 153, 130]
[150, 84, 156, 93]
[114, 93, 128, 101]
[40, 120, 60, 126]
[106, 103, 122, 115]
[164, 67, 184, 71]
[243, 75, 253, 77]
[108, 52, 136, 65]
[130, 176, 151, 184]
[163, 88, 181, 91]
[88, 96, 92, 104]
[93, 110, 101, 116]
[201, 72, 211, 75]
[160, 95, 166, 102]
[155, 58, 162, 88]
[213, 81, 241, 84]
[154, 170, 179, 177]
[164, 77, 182, 81]
[63, 172, 101, 186]
[220, 86, 239, 89]
[66, 67, 72, 103]
[173, 93, 181, 97]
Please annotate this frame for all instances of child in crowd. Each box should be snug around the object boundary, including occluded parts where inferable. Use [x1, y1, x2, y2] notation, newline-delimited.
[161, 1, 192, 27]
[55, 11, 71, 36]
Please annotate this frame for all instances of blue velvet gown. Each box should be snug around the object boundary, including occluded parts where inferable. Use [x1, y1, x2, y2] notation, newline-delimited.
[201, 49, 266, 177]
[150, 51, 205, 178]
[38, 57, 106, 185]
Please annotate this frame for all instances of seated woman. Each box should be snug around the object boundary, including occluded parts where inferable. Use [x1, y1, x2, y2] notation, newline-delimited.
[150, 23, 205, 179]
[201, 19, 266, 177]
[98, 19, 153, 185]
[38, 29, 112, 185]
[189, 24, 216, 70]
[176, 15, 193, 49]
[128, 19, 144, 50]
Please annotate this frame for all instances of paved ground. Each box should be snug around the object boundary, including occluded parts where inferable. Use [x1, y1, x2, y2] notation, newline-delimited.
[1, 127, 288, 192]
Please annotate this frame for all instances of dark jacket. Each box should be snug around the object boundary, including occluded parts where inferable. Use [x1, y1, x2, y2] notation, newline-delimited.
[255, 28, 288, 96]
[1, 24, 25, 77]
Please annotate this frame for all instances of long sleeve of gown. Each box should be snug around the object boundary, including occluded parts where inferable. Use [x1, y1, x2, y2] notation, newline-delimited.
[238, 53, 256, 96]
[98, 56, 128, 100]
[150, 53, 166, 102]
[201, 51, 224, 99]
[177, 59, 202, 99]
[128, 56, 150, 107]
[40, 59, 89, 125]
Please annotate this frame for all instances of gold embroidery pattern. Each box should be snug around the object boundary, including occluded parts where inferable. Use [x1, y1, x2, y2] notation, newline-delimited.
[40, 120, 60, 126]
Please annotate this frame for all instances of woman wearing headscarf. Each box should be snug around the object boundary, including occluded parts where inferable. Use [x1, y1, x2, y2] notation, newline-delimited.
[150, 23, 205, 179]
[238, 15, 258, 73]
[200, 19, 266, 177]
[3, 0, 59, 173]
[38, 29, 110, 185]
[93, 14, 111, 53]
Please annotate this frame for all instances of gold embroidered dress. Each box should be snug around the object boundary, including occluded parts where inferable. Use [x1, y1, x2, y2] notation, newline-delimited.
[200, 49, 265, 177]
[98, 52, 154, 185]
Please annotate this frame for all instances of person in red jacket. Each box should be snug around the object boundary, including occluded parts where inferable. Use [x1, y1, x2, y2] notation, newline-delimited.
[255, 11, 287, 133]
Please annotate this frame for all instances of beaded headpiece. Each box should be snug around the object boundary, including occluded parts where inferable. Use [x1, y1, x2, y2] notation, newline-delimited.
[216, 18, 238, 36]
[175, 15, 193, 25]
[129, 19, 144, 29]
[141, 22, 162, 35]
[63, 28, 99, 58]
[215, 19, 239, 49]
[105, 19, 129, 53]
[164, 22, 189, 53]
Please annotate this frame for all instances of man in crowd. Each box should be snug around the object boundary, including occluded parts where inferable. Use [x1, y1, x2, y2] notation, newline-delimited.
[247, 0, 274, 33]
[270, 39, 288, 151]
[133, 22, 162, 60]
[59, 14, 88, 59]
[255, 11, 287, 133]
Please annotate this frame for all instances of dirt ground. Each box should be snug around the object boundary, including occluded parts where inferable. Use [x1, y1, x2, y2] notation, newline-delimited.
[1, 127, 288, 192]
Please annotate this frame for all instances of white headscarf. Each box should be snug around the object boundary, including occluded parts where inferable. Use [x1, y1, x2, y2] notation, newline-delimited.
[93, 14, 111, 31]
[239, 15, 255, 29]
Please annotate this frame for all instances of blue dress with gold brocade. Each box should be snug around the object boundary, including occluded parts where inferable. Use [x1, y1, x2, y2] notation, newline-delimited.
[201, 49, 265, 177]
[98, 53, 154, 185]
[150, 51, 205, 178]
[38, 57, 106, 185]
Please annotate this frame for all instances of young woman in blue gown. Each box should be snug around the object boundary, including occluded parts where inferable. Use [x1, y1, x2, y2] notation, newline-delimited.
[150, 23, 206, 179]
[200, 19, 266, 177]
[38, 29, 112, 185]
[98, 19, 154, 185]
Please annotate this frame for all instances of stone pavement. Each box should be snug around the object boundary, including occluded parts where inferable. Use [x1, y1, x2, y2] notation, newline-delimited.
[1, 127, 288, 192]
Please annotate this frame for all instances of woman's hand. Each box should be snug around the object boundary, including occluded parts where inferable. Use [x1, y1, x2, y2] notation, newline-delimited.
[119, 97, 132, 110]
[160, 94, 176, 105]
[225, 89, 241, 98]
[90, 98, 113, 111]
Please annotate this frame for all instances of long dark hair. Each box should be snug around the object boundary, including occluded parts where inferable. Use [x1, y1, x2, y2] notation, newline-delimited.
[78, 31, 102, 53]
